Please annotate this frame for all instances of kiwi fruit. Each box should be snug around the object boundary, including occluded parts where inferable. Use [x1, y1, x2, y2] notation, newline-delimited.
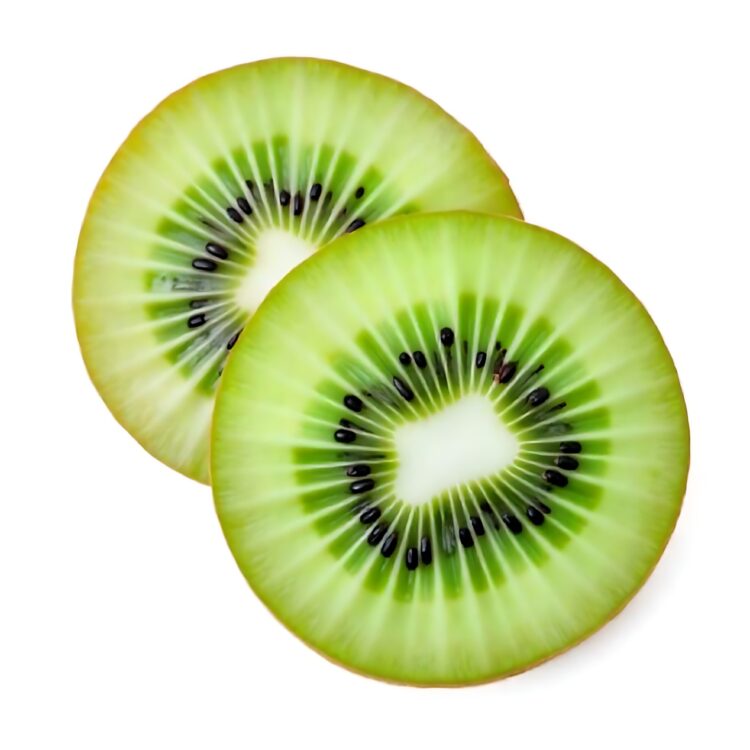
[212, 213, 689, 686]
[73, 58, 521, 484]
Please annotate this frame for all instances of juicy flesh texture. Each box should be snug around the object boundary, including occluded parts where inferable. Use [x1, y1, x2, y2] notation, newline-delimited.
[73, 58, 521, 483]
[212, 213, 689, 685]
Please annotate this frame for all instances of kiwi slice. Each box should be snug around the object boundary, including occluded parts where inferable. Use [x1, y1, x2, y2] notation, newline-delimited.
[212, 213, 689, 686]
[73, 59, 520, 483]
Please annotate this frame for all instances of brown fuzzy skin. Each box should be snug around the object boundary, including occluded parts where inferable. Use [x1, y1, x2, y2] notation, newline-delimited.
[210, 214, 690, 686]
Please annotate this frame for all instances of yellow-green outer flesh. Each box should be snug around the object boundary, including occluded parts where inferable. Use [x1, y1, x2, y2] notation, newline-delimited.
[73, 58, 521, 483]
[212, 213, 689, 686]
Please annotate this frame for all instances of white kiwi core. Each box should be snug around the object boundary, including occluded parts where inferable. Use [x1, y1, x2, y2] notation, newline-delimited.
[234, 228, 316, 313]
[394, 394, 519, 507]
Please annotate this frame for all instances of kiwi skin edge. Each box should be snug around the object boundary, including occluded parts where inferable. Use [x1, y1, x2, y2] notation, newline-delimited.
[211, 441, 688, 688]
[210, 212, 689, 687]
[72, 58, 521, 485]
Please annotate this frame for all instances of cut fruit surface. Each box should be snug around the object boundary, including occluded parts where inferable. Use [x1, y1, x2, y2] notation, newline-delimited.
[212, 213, 689, 686]
[73, 58, 521, 483]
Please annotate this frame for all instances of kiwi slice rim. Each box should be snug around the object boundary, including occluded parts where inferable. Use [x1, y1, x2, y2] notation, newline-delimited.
[72, 57, 522, 484]
[211, 211, 689, 687]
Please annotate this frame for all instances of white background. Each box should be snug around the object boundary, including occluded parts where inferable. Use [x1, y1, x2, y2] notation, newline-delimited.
[3, 1, 748, 748]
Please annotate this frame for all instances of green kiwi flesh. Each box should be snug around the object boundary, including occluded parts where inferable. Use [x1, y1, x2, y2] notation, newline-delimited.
[212, 213, 689, 686]
[73, 58, 521, 483]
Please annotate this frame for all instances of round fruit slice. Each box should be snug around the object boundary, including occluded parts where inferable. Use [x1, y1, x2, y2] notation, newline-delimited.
[212, 213, 689, 686]
[73, 58, 521, 483]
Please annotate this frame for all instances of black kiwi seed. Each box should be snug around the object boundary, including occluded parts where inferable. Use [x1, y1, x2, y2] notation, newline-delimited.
[192, 258, 217, 272]
[334, 429, 356, 444]
[381, 532, 398, 558]
[475, 351, 487, 368]
[226, 330, 241, 350]
[189, 299, 209, 309]
[199, 216, 220, 231]
[470, 516, 485, 536]
[440, 327, 455, 347]
[350, 478, 375, 494]
[359, 507, 381, 525]
[544, 401, 568, 415]
[367, 523, 388, 545]
[205, 242, 229, 260]
[502, 513, 523, 534]
[559, 441, 582, 454]
[237, 197, 252, 215]
[492, 353, 504, 375]
[458, 527, 474, 548]
[343, 394, 364, 412]
[543, 469, 568, 487]
[555, 455, 579, 470]
[187, 313, 206, 329]
[392, 376, 415, 401]
[405, 547, 418, 570]
[399, 352, 412, 365]
[413, 351, 427, 368]
[346, 464, 371, 477]
[310, 183, 322, 200]
[420, 536, 432, 565]
[526, 506, 545, 526]
[226, 206, 244, 223]
[245, 180, 259, 199]
[339, 418, 354, 428]
[495, 341, 503, 351]
[527, 387, 550, 407]
[497, 361, 517, 383]
[279, 189, 291, 206]
[355, 186, 365, 199]
[537, 500, 552, 514]
[293, 192, 303, 215]
[346, 218, 366, 233]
